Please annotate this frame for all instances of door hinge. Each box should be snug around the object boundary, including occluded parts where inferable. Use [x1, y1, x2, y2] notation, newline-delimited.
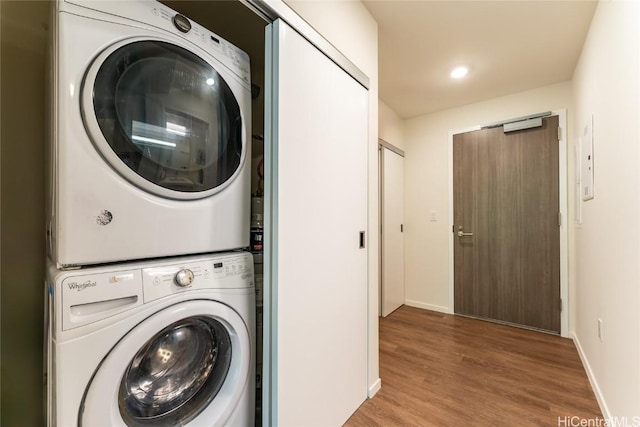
[558, 212, 562, 227]
[400, 224, 404, 232]
[557, 127, 562, 141]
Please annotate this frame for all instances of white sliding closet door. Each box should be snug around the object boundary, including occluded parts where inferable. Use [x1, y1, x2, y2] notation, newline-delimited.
[265, 20, 368, 427]
[381, 147, 405, 316]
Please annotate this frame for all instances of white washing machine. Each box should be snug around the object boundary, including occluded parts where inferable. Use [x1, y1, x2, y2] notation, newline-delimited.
[48, 0, 252, 268]
[46, 251, 255, 426]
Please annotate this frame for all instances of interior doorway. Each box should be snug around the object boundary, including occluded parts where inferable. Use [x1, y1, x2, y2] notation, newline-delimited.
[379, 142, 405, 317]
[452, 114, 564, 333]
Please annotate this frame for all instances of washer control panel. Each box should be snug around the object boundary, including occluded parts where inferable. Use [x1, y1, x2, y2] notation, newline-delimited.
[142, 253, 254, 303]
[56, 252, 253, 331]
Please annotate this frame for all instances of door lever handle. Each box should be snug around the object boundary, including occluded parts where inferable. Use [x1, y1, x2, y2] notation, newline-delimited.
[457, 230, 474, 238]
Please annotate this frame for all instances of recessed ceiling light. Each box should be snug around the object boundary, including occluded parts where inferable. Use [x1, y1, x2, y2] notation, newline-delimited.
[450, 66, 469, 79]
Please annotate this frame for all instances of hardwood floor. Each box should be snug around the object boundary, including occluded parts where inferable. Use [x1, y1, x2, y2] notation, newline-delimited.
[346, 306, 602, 426]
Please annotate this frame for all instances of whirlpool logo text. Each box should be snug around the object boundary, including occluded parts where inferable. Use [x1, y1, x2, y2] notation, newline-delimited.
[67, 280, 97, 291]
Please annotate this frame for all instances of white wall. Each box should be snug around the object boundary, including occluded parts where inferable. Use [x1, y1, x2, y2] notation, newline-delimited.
[284, 0, 381, 396]
[403, 81, 573, 312]
[379, 100, 404, 150]
[571, 0, 640, 419]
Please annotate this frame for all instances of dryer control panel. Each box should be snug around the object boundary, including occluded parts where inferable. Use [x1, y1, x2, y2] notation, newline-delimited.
[61, 0, 251, 84]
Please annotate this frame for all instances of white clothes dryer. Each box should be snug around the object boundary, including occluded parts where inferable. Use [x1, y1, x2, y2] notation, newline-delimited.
[48, 0, 252, 268]
[46, 251, 255, 426]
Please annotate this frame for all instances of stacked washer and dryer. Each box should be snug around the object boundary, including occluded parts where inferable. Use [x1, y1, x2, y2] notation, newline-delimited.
[46, 1, 255, 425]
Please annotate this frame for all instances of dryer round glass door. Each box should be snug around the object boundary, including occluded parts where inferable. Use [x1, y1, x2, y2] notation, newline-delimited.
[80, 300, 252, 426]
[83, 39, 245, 200]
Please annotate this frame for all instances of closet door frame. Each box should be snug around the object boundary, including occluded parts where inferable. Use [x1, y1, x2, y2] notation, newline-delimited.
[379, 142, 405, 317]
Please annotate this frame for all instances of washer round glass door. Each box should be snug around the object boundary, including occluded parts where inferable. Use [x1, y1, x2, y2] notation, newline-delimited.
[82, 38, 245, 200]
[80, 300, 252, 426]
[119, 317, 231, 425]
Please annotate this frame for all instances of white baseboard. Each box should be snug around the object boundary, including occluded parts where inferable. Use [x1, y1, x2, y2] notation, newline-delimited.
[368, 377, 381, 398]
[404, 300, 452, 314]
[571, 332, 611, 420]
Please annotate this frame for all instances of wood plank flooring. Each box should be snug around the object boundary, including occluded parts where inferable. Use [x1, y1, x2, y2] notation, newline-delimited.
[345, 306, 602, 426]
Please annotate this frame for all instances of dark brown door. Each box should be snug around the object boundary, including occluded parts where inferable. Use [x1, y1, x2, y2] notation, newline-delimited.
[453, 115, 560, 333]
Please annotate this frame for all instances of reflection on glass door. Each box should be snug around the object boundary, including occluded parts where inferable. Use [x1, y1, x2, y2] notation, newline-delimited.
[89, 41, 243, 195]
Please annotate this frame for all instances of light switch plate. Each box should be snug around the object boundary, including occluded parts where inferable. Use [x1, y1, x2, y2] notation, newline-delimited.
[581, 114, 594, 201]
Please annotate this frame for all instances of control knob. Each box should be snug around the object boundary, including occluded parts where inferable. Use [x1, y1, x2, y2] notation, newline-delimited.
[172, 14, 191, 33]
[174, 269, 194, 287]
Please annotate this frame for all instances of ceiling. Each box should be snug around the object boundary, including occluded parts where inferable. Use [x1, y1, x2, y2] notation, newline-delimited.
[362, 0, 598, 119]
